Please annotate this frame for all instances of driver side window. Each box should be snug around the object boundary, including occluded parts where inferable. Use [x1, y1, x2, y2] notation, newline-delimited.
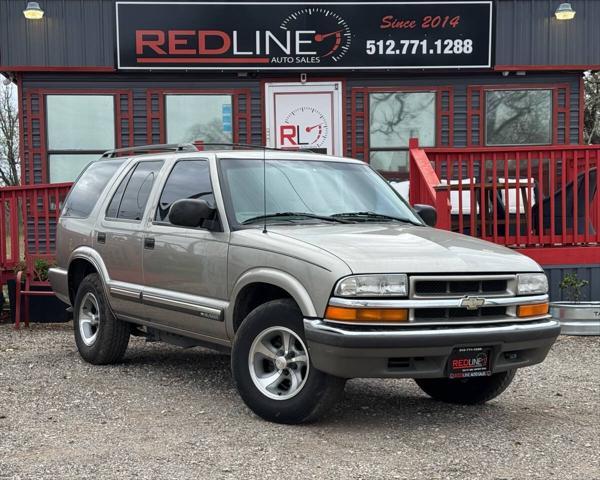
[155, 159, 215, 224]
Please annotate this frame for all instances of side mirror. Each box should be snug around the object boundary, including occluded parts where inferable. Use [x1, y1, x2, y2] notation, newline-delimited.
[413, 204, 437, 227]
[168, 199, 215, 228]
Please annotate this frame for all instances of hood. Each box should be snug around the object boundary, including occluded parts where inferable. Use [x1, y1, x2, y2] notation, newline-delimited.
[266, 224, 542, 274]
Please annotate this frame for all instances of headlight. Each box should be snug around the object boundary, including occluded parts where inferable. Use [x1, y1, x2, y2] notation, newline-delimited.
[334, 274, 408, 297]
[516, 273, 548, 295]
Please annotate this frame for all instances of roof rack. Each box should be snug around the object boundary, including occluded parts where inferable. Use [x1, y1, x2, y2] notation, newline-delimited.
[194, 143, 328, 154]
[101, 143, 198, 158]
[101, 142, 326, 159]
[194, 142, 282, 151]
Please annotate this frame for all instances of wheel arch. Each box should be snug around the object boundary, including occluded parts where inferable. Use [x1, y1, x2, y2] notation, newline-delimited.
[67, 247, 111, 305]
[226, 268, 317, 337]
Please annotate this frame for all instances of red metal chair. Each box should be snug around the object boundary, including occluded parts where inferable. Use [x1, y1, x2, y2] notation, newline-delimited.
[14, 254, 56, 329]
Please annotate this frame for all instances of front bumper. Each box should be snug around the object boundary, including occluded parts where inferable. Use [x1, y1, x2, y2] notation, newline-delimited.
[304, 317, 560, 379]
[48, 267, 70, 305]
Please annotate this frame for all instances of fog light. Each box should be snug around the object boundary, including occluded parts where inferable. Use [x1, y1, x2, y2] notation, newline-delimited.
[325, 306, 408, 323]
[517, 303, 549, 318]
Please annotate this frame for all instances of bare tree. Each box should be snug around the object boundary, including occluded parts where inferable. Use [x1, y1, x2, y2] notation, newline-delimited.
[584, 71, 600, 144]
[0, 76, 20, 186]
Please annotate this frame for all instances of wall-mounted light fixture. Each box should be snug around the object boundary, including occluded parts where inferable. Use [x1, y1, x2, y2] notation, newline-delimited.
[23, 1, 44, 20]
[555, 2, 576, 20]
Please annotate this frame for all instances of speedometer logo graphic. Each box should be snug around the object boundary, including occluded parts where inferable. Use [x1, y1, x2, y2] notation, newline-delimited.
[280, 8, 352, 62]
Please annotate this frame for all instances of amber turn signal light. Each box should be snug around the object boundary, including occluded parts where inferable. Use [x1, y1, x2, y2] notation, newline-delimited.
[517, 303, 549, 318]
[325, 306, 408, 323]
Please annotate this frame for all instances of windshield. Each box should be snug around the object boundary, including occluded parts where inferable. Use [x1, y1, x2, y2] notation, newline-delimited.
[218, 159, 422, 227]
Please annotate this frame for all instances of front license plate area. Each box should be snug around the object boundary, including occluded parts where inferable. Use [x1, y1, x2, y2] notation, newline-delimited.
[447, 347, 492, 379]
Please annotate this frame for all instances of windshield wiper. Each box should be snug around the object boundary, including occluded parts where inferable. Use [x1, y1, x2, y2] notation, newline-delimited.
[242, 212, 351, 225]
[330, 211, 423, 226]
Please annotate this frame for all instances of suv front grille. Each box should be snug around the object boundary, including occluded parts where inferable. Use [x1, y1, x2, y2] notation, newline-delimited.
[414, 306, 506, 321]
[407, 274, 517, 324]
[411, 275, 515, 299]
[415, 279, 507, 296]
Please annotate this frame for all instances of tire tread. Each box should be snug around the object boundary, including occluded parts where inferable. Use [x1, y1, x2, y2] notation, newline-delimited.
[74, 273, 129, 365]
[232, 298, 345, 424]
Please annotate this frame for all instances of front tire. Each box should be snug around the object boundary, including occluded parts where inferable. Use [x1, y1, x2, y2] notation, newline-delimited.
[232, 299, 345, 424]
[414, 369, 517, 405]
[73, 273, 130, 365]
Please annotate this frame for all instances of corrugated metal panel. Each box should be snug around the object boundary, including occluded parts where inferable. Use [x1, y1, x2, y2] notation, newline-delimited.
[1, 0, 599, 69]
[0, 0, 114, 67]
[570, 79, 581, 143]
[545, 265, 600, 302]
[495, 0, 600, 66]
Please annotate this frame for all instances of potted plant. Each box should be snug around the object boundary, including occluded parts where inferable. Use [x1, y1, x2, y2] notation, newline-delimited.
[550, 273, 600, 336]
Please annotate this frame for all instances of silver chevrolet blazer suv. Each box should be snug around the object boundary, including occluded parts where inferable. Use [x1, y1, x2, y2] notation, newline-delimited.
[49, 145, 560, 424]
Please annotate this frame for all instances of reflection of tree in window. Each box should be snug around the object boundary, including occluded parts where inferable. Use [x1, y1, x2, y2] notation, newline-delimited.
[368, 92, 435, 174]
[486, 90, 552, 146]
[166, 95, 233, 149]
[370, 92, 435, 147]
[182, 118, 232, 145]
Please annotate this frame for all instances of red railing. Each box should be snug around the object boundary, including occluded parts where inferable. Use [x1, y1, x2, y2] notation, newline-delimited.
[409, 140, 600, 251]
[408, 138, 451, 230]
[2, 142, 599, 282]
[0, 183, 72, 283]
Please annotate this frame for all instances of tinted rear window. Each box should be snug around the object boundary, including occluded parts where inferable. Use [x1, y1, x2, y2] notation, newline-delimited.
[62, 159, 125, 218]
[106, 160, 163, 221]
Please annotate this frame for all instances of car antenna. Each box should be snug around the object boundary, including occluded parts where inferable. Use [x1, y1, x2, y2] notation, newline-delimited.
[262, 143, 268, 234]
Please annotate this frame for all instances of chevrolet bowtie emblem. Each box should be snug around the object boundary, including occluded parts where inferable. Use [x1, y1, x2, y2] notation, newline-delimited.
[460, 296, 486, 310]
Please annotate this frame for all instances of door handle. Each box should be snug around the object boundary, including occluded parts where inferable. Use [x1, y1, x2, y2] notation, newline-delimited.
[96, 231, 106, 244]
[144, 237, 155, 250]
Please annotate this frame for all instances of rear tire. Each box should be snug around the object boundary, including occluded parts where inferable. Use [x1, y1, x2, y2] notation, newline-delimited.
[73, 273, 130, 365]
[232, 299, 345, 424]
[415, 369, 517, 405]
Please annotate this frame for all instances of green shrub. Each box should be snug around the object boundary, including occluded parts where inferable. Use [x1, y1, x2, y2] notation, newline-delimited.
[559, 273, 589, 302]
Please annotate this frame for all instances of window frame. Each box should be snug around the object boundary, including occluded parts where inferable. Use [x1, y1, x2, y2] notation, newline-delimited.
[351, 85, 453, 180]
[467, 83, 571, 147]
[368, 90, 437, 175]
[104, 159, 165, 224]
[483, 87, 554, 147]
[164, 93, 234, 147]
[41, 89, 133, 184]
[151, 157, 220, 231]
[146, 88, 252, 146]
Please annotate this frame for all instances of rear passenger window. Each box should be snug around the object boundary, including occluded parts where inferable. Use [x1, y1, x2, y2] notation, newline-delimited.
[155, 160, 214, 223]
[62, 159, 125, 218]
[106, 160, 163, 221]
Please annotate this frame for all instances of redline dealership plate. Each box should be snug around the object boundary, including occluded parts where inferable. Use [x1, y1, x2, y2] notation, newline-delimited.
[447, 347, 492, 379]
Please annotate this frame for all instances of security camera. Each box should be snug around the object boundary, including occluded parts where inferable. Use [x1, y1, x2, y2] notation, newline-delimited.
[2, 77, 12, 86]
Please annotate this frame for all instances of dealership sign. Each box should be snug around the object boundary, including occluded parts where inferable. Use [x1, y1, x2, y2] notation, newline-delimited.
[116, 1, 493, 70]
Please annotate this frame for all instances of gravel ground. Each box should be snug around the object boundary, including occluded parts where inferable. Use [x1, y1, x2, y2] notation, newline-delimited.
[0, 322, 598, 480]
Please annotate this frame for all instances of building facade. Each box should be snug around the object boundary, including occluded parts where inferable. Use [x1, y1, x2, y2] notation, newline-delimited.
[1, 0, 599, 299]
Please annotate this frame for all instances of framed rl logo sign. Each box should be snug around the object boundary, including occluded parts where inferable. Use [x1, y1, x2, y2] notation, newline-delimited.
[265, 82, 343, 155]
